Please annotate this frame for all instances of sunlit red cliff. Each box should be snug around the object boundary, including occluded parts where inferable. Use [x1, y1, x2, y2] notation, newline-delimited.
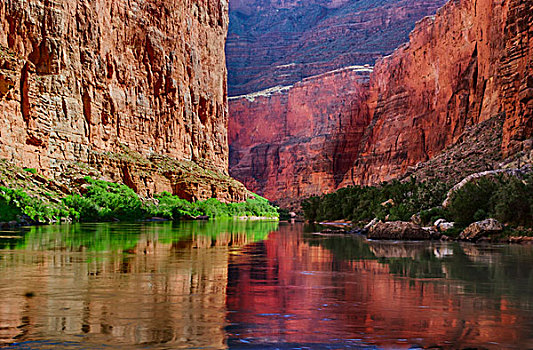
[0, 0, 249, 201]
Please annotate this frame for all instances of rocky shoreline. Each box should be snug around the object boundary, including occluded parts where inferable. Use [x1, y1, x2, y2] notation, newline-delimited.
[318, 218, 533, 245]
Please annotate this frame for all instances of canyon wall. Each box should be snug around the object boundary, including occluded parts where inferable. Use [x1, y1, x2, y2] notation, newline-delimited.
[0, 0, 249, 201]
[229, 66, 371, 206]
[229, 0, 533, 207]
[344, 0, 532, 186]
[226, 0, 447, 96]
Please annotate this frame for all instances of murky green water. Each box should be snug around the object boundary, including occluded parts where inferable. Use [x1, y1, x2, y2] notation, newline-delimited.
[0, 221, 532, 349]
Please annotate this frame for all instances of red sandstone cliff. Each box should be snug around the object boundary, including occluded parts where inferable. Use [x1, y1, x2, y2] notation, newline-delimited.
[343, 0, 532, 186]
[229, 0, 533, 207]
[0, 0, 249, 201]
[229, 66, 371, 205]
[226, 0, 447, 96]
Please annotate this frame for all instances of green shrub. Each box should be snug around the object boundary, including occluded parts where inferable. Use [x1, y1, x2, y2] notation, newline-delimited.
[446, 174, 533, 228]
[490, 176, 532, 227]
[3, 178, 278, 224]
[419, 207, 448, 225]
[447, 177, 497, 226]
[0, 186, 68, 223]
[63, 178, 145, 222]
[301, 178, 448, 223]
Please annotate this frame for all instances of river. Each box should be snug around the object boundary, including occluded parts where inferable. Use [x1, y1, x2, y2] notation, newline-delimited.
[0, 221, 532, 349]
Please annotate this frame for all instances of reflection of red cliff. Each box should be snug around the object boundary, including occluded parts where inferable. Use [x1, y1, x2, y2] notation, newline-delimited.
[229, 0, 533, 207]
[226, 224, 526, 348]
[0, 230, 259, 347]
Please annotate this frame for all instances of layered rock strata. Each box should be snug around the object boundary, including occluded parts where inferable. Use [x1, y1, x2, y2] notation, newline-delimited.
[229, 66, 371, 205]
[344, 0, 532, 186]
[226, 0, 448, 96]
[0, 0, 248, 201]
[229, 0, 533, 207]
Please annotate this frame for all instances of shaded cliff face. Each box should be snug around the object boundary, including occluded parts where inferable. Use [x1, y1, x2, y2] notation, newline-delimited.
[229, 0, 533, 207]
[344, 0, 533, 186]
[0, 0, 250, 201]
[229, 66, 371, 206]
[226, 0, 447, 96]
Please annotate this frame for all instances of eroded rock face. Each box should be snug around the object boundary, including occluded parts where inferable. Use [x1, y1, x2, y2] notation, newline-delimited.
[343, 0, 533, 187]
[229, 66, 371, 206]
[229, 0, 533, 207]
[0, 0, 245, 201]
[226, 0, 447, 96]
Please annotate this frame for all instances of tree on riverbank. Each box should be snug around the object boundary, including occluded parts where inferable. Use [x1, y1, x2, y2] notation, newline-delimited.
[302, 173, 533, 233]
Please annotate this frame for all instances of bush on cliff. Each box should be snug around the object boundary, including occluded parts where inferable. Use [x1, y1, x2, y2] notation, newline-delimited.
[63, 178, 279, 222]
[304, 173, 533, 230]
[0, 186, 69, 223]
[145, 192, 278, 220]
[63, 178, 144, 222]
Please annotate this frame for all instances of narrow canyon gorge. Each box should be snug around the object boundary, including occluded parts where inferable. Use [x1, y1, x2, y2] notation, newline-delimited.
[229, 0, 533, 207]
[0, 0, 531, 209]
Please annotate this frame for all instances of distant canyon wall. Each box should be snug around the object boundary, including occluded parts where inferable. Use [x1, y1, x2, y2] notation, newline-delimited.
[226, 0, 447, 96]
[0, 0, 250, 201]
[229, 0, 533, 206]
[229, 66, 371, 206]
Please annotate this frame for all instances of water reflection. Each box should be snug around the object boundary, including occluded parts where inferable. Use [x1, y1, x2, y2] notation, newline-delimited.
[0, 221, 532, 349]
[227, 224, 533, 349]
[0, 221, 277, 349]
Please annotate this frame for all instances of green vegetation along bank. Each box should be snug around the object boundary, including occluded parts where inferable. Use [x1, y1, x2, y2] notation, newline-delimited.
[0, 176, 278, 225]
[302, 172, 533, 238]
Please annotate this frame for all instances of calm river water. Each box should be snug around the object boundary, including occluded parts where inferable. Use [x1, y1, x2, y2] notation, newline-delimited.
[0, 221, 532, 349]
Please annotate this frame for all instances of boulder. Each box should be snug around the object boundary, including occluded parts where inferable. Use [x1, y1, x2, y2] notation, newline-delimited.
[364, 218, 380, 230]
[508, 236, 533, 244]
[459, 219, 504, 242]
[434, 219, 455, 232]
[368, 221, 432, 240]
[423, 226, 440, 239]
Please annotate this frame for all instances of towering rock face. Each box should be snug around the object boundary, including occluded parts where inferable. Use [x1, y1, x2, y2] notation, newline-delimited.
[344, 0, 533, 186]
[229, 66, 371, 206]
[226, 0, 448, 96]
[0, 0, 249, 201]
[229, 0, 533, 207]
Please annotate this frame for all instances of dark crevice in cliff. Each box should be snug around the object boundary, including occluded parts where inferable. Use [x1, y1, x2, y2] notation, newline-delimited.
[20, 63, 31, 126]
[82, 89, 92, 139]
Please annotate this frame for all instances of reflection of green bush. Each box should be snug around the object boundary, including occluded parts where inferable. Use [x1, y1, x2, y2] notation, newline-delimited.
[10, 220, 279, 252]
[309, 234, 533, 302]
